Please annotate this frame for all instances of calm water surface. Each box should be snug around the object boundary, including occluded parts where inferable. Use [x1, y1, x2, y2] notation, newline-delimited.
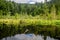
[1, 34, 59, 40]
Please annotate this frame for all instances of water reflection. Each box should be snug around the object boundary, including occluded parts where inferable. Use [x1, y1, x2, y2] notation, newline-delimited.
[1, 34, 59, 40]
[0, 24, 60, 40]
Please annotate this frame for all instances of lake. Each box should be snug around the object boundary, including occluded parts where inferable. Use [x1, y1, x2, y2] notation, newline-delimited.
[1, 34, 59, 40]
[0, 23, 60, 40]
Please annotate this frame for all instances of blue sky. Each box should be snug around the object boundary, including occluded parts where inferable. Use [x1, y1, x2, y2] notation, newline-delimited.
[9, 0, 50, 3]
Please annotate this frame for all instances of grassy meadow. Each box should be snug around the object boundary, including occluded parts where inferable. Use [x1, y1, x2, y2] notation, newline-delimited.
[0, 19, 59, 26]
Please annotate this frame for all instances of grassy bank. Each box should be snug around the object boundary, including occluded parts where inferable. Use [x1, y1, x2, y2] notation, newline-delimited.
[0, 19, 60, 39]
[0, 19, 60, 25]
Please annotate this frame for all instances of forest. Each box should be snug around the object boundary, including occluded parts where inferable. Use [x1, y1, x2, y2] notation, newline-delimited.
[0, 0, 60, 19]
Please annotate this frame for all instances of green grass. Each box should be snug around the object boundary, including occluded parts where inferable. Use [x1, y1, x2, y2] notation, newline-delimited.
[0, 19, 60, 26]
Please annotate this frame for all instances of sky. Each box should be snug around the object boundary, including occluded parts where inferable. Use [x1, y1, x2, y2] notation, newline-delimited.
[9, 0, 50, 3]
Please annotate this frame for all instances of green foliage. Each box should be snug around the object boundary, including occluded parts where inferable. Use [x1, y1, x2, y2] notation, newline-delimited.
[0, 0, 60, 20]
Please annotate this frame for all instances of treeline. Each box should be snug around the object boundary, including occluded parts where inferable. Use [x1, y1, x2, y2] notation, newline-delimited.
[0, 0, 60, 19]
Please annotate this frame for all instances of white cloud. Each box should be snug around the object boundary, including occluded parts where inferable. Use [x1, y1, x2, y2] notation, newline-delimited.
[36, 0, 44, 3]
[8, 0, 50, 3]
[13, 0, 29, 3]
[29, 2, 36, 4]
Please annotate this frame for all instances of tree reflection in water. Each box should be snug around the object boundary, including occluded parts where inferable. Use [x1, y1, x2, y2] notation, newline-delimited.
[0, 24, 60, 40]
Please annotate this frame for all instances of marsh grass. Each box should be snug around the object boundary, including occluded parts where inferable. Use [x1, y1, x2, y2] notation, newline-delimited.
[0, 19, 59, 25]
[0, 19, 60, 39]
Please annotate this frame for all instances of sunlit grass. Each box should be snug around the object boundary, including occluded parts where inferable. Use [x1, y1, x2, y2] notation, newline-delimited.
[0, 19, 60, 26]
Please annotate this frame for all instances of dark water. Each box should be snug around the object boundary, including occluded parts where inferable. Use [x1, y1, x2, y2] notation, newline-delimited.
[1, 34, 59, 40]
[0, 24, 60, 40]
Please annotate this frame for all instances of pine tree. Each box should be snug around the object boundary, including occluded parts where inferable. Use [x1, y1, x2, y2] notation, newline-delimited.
[51, 4, 56, 20]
